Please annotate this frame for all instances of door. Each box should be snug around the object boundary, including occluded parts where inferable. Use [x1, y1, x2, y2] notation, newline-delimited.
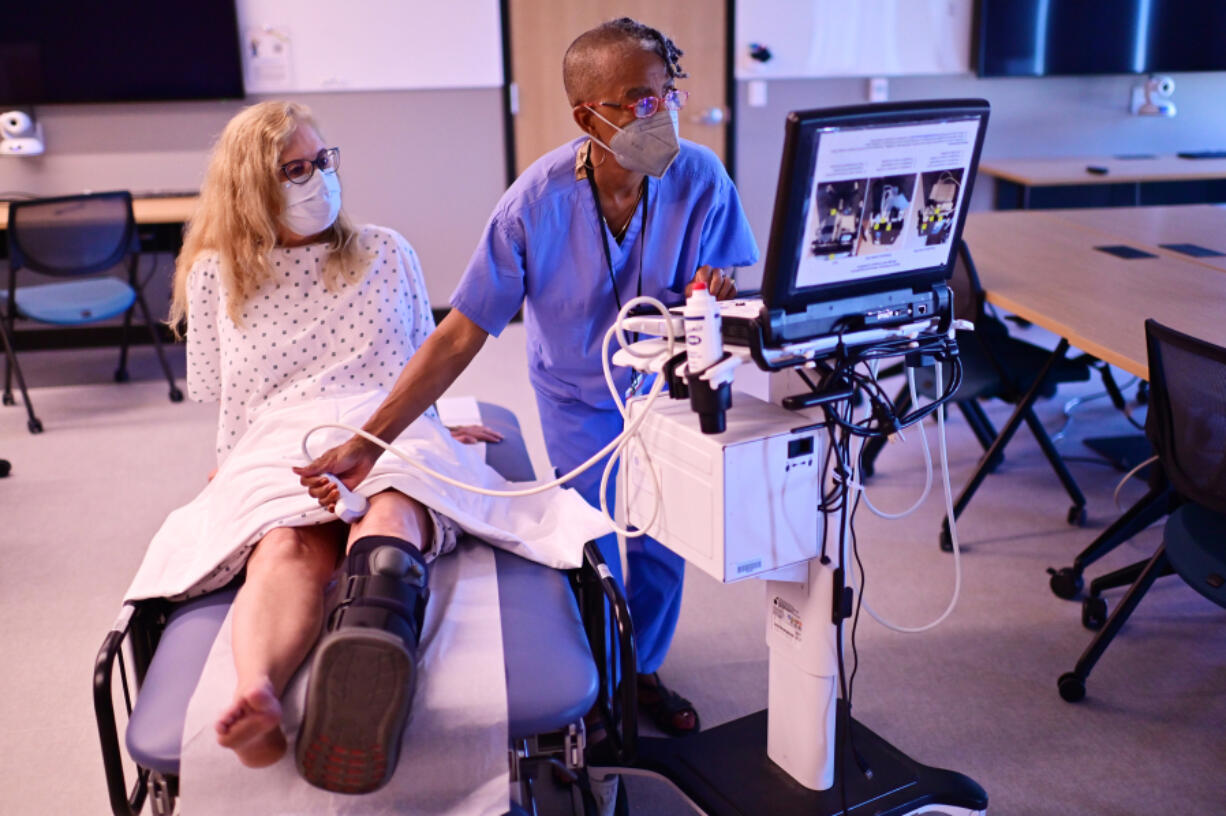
[507, 0, 730, 177]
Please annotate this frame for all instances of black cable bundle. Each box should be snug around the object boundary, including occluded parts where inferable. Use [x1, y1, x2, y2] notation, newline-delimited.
[801, 330, 963, 812]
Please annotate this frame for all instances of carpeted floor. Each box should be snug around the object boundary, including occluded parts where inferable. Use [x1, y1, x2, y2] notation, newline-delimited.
[1, 326, 1222, 815]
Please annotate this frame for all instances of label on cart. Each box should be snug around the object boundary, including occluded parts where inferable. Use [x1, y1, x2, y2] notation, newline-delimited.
[771, 596, 804, 646]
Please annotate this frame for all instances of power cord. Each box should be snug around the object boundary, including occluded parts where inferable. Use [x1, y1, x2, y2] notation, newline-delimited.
[301, 296, 678, 537]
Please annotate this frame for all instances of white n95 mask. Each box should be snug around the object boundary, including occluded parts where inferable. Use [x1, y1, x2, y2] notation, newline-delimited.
[279, 170, 342, 237]
[587, 108, 681, 178]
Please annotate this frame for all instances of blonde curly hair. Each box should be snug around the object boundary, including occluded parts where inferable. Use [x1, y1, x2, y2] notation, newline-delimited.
[169, 101, 363, 334]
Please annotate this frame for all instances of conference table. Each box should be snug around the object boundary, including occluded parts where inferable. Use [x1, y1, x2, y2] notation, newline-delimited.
[962, 204, 1226, 380]
[978, 155, 1226, 209]
[959, 203, 1226, 593]
[0, 194, 198, 225]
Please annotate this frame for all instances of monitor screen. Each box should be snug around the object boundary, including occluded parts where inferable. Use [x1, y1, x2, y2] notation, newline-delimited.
[977, 0, 1226, 77]
[0, 1, 244, 105]
[761, 100, 989, 316]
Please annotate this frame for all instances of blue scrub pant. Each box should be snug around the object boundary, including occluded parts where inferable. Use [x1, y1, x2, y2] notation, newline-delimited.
[538, 393, 685, 675]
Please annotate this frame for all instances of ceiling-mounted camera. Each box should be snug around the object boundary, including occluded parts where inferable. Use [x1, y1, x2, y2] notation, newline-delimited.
[1131, 75, 1177, 117]
[0, 110, 46, 156]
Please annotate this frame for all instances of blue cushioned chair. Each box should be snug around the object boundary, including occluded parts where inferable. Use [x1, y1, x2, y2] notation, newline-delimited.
[1058, 320, 1226, 703]
[94, 403, 636, 815]
[3, 191, 183, 433]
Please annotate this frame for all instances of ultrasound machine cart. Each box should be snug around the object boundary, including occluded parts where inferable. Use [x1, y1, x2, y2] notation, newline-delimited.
[602, 100, 993, 816]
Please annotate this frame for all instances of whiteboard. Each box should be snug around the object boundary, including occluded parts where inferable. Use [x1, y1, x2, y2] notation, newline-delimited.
[236, 0, 503, 93]
[736, 0, 972, 79]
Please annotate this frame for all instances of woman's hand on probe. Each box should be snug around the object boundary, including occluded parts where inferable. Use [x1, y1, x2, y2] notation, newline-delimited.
[293, 436, 381, 509]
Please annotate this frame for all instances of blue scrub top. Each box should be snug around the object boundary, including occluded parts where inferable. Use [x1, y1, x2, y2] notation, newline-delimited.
[451, 136, 759, 424]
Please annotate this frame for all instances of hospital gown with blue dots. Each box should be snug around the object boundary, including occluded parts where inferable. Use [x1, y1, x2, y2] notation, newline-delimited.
[185, 224, 437, 464]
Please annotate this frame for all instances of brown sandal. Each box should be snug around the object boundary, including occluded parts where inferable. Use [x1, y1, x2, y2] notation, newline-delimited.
[637, 673, 700, 737]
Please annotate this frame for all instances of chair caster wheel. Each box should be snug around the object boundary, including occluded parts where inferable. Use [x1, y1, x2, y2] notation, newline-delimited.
[169, 387, 184, 403]
[0, 459, 10, 478]
[1082, 596, 1107, 630]
[1047, 567, 1083, 600]
[939, 524, 953, 553]
[1058, 672, 1086, 703]
[27, 418, 43, 434]
[2, 393, 14, 406]
[1068, 505, 1087, 526]
[114, 368, 130, 383]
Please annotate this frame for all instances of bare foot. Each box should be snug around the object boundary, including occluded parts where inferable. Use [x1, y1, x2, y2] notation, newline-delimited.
[215, 678, 287, 768]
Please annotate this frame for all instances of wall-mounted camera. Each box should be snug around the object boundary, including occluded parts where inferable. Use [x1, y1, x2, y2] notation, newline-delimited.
[0, 110, 46, 156]
[1131, 75, 1177, 117]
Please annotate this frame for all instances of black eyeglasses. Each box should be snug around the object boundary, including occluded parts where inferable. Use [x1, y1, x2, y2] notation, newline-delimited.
[280, 147, 340, 185]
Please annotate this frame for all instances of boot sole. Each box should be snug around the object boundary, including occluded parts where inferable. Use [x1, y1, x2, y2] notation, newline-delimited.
[296, 628, 415, 793]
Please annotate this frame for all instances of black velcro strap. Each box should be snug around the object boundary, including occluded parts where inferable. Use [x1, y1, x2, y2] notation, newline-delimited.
[347, 534, 428, 583]
[329, 601, 418, 650]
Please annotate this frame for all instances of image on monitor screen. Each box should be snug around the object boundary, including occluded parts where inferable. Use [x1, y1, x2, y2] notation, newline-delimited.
[810, 180, 866, 258]
[794, 116, 980, 292]
[916, 169, 964, 246]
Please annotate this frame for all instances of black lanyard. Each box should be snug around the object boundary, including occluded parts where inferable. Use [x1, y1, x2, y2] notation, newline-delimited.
[586, 160, 647, 314]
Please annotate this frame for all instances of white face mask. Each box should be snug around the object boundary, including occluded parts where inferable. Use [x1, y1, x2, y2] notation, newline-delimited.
[587, 107, 681, 178]
[279, 170, 342, 237]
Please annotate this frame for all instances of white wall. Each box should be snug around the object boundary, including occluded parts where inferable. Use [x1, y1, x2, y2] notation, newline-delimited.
[735, 0, 972, 79]
[0, 89, 508, 307]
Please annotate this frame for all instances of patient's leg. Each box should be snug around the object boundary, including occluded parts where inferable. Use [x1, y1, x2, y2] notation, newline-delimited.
[295, 491, 434, 793]
[347, 489, 433, 550]
[218, 523, 343, 767]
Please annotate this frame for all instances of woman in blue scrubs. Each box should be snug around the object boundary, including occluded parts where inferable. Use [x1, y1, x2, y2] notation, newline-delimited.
[298, 17, 758, 736]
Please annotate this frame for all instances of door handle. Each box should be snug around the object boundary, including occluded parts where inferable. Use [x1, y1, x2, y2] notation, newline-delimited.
[690, 106, 729, 126]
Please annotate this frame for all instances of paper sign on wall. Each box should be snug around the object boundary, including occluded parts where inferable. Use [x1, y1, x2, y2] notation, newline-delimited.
[244, 27, 293, 92]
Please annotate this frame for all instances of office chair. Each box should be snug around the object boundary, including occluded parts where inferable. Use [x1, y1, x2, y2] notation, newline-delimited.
[3, 191, 182, 433]
[1059, 319, 1226, 703]
[861, 240, 1091, 550]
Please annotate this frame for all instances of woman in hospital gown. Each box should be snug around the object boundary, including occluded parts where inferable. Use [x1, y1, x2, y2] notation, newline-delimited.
[133, 101, 606, 778]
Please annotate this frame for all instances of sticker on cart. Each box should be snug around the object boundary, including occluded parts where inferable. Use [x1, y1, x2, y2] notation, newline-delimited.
[735, 558, 763, 576]
[771, 596, 804, 646]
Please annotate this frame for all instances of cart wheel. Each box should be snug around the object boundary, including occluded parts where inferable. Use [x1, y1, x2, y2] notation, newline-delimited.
[1068, 505, 1087, 526]
[28, 417, 43, 434]
[114, 368, 130, 383]
[169, 387, 184, 403]
[1058, 672, 1086, 703]
[1047, 566, 1083, 600]
[1082, 596, 1108, 631]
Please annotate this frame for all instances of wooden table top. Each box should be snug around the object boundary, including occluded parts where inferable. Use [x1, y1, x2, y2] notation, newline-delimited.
[1047, 204, 1226, 272]
[978, 155, 1226, 187]
[0, 195, 198, 228]
[963, 207, 1226, 379]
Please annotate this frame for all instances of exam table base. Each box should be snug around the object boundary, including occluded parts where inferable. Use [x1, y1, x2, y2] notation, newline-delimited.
[623, 709, 986, 816]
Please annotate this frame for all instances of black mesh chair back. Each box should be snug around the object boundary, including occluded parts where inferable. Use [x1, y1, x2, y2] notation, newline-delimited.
[1059, 320, 1226, 703]
[1144, 319, 1226, 514]
[7, 192, 137, 277]
[948, 239, 986, 325]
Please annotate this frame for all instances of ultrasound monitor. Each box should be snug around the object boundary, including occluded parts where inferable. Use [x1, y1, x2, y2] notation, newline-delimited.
[754, 100, 990, 347]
